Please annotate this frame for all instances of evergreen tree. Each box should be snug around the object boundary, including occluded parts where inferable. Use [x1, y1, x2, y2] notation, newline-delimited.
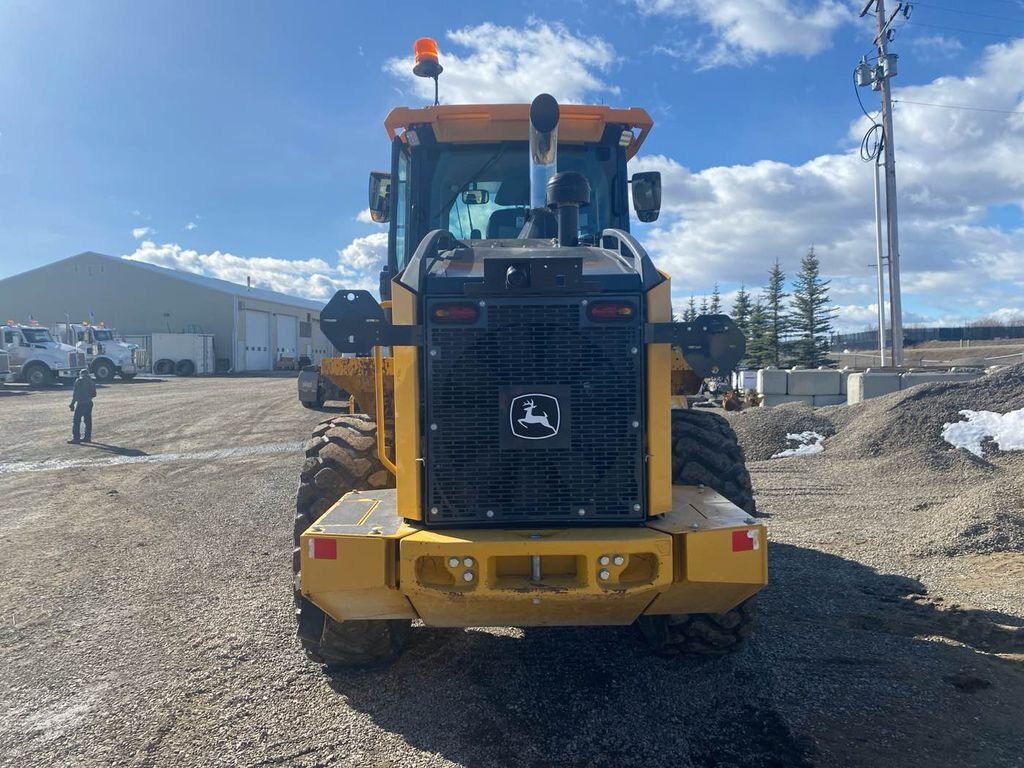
[731, 286, 753, 338]
[682, 296, 697, 322]
[764, 260, 790, 367]
[709, 283, 722, 314]
[789, 247, 837, 367]
[745, 299, 772, 369]
[699, 296, 709, 314]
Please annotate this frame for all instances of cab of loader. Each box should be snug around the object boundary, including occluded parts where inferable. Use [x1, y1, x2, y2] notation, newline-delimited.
[368, 97, 663, 300]
[294, 39, 762, 668]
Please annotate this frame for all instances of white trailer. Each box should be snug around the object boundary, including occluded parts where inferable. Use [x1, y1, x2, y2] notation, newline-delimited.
[2, 323, 86, 387]
[55, 323, 145, 382]
[150, 333, 215, 377]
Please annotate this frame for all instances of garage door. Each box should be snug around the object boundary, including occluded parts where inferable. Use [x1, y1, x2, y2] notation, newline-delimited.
[244, 310, 272, 371]
[276, 314, 298, 362]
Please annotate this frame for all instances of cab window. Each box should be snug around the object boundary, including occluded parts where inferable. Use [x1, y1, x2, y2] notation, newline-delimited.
[391, 143, 410, 272]
[429, 143, 618, 241]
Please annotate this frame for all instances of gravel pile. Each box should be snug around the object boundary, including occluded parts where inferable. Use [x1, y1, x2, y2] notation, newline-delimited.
[826, 363, 1024, 467]
[727, 364, 1024, 467]
[725, 402, 837, 461]
[732, 364, 1024, 559]
[918, 453, 1024, 556]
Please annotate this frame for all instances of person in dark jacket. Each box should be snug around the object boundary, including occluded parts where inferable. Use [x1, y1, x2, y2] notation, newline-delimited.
[69, 368, 97, 443]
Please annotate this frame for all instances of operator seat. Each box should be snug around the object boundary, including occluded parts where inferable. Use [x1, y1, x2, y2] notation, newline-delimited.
[486, 208, 528, 239]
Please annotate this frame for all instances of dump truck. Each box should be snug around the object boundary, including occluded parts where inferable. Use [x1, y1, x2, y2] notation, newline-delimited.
[2, 321, 86, 387]
[294, 40, 761, 666]
[56, 322, 143, 381]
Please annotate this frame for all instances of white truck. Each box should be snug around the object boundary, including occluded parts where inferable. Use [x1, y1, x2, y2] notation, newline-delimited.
[2, 323, 86, 387]
[56, 323, 143, 382]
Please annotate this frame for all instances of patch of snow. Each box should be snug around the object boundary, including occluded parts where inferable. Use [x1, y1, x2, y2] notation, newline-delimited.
[941, 407, 1024, 457]
[772, 431, 825, 459]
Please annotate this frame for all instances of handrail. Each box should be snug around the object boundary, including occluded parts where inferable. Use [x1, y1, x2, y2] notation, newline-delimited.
[373, 345, 398, 475]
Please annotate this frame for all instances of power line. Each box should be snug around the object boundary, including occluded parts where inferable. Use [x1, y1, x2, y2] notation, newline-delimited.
[893, 97, 1024, 114]
[908, 1, 1024, 25]
[907, 19, 1023, 39]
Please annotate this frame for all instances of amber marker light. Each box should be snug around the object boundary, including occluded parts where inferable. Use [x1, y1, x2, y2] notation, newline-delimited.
[432, 303, 479, 323]
[413, 37, 443, 78]
[588, 301, 636, 321]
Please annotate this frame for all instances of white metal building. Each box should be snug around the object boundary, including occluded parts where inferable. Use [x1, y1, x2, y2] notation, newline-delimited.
[0, 252, 333, 372]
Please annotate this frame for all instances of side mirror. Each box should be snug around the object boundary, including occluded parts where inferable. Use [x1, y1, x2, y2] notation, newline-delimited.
[367, 172, 392, 224]
[630, 171, 662, 223]
[461, 189, 490, 205]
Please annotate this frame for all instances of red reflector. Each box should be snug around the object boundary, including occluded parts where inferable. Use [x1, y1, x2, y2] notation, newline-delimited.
[432, 303, 479, 323]
[588, 302, 635, 321]
[732, 529, 758, 552]
[309, 537, 337, 560]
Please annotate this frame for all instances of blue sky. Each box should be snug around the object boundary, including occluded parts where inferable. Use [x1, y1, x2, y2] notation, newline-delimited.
[2, 0, 1023, 329]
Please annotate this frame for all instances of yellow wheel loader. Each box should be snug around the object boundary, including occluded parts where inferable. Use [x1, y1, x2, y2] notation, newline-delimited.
[293, 43, 765, 667]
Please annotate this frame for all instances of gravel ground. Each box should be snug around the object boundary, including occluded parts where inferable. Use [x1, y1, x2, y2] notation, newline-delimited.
[1, 375, 1023, 767]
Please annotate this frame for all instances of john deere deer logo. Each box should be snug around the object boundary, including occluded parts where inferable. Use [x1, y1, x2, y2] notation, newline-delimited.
[510, 394, 560, 440]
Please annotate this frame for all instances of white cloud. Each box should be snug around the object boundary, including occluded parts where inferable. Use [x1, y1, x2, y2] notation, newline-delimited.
[385, 21, 618, 104]
[337, 232, 387, 288]
[132, 226, 155, 240]
[638, 0, 853, 67]
[123, 235, 386, 301]
[909, 34, 964, 59]
[185, 221, 198, 231]
[631, 38, 1024, 328]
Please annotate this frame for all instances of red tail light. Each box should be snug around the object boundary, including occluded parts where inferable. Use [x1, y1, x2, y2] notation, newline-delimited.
[432, 303, 479, 323]
[588, 301, 636, 321]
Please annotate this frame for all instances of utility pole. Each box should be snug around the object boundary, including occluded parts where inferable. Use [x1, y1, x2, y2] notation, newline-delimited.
[872, 159, 887, 367]
[859, 0, 905, 366]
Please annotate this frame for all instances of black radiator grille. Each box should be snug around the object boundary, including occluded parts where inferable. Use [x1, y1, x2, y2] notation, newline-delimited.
[424, 297, 645, 526]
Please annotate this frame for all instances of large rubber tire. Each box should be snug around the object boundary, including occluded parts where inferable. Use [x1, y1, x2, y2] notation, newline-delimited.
[293, 414, 410, 667]
[23, 363, 52, 388]
[175, 359, 196, 377]
[153, 359, 175, 376]
[670, 408, 756, 515]
[636, 408, 758, 655]
[91, 359, 115, 382]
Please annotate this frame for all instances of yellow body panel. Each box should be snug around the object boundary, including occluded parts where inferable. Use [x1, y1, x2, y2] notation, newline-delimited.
[320, 356, 393, 416]
[390, 281, 423, 521]
[299, 493, 418, 620]
[645, 486, 766, 615]
[299, 486, 767, 627]
[645, 275, 673, 516]
[383, 103, 654, 160]
[399, 527, 672, 626]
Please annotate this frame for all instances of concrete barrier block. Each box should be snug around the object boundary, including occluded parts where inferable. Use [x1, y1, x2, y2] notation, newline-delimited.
[733, 370, 758, 391]
[839, 369, 852, 395]
[846, 371, 900, 404]
[812, 395, 847, 407]
[788, 369, 842, 396]
[757, 368, 788, 395]
[900, 371, 983, 389]
[759, 394, 814, 407]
